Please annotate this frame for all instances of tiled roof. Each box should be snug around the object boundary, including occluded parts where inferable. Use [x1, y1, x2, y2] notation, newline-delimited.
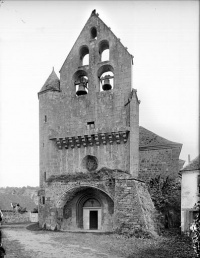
[139, 126, 182, 150]
[181, 156, 200, 172]
[38, 69, 60, 94]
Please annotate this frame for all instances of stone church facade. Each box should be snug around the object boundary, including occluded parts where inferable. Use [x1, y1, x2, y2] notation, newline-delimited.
[38, 11, 181, 232]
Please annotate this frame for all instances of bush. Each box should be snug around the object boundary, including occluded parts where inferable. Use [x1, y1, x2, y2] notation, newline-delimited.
[190, 211, 200, 257]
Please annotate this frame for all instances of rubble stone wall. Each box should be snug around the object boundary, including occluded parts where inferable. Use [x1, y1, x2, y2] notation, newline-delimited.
[139, 147, 181, 182]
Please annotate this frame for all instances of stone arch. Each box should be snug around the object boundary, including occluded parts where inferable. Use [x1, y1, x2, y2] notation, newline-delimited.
[56, 185, 114, 209]
[56, 185, 114, 231]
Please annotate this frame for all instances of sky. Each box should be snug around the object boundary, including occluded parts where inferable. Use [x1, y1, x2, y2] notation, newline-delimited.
[0, 1, 199, 187]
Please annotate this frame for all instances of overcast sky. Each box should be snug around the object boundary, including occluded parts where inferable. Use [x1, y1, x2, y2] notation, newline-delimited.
[0, 1, 199, 187]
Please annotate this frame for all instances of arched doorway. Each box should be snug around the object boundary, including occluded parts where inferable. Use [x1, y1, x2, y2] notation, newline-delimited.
[56, 186, 114, 231]
[83, 198, 101, 230]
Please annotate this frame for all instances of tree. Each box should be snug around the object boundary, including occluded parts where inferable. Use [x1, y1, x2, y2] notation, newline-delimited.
[148, 175, 181, 228]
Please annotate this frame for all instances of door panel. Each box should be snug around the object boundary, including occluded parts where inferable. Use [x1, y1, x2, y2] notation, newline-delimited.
[90, 210, 98, 229]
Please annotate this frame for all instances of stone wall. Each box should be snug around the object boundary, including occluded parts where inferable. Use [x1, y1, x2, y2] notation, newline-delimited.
[114, 178, 156, 234]
[139, 147, 181, 182]
[2, 211, 30, 224]
[38, 12, 139, 187]
[38, 169, 157, 234]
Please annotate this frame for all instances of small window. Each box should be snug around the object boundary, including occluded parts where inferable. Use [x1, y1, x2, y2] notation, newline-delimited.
[41, 196, 45, 205]
[44, 115, 47, 122]
[91, 27, 97, 39]
[44, 172, 46, 182]
[87, 121, 95, 129]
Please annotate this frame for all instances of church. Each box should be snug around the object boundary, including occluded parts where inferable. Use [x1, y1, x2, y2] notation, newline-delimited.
[38, 10, 181, 232]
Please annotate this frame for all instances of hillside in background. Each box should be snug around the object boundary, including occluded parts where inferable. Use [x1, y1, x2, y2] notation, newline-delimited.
[0, 186, 39, 211]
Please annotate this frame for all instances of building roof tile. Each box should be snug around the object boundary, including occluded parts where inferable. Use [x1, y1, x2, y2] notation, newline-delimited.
[139, 126, 182, 150]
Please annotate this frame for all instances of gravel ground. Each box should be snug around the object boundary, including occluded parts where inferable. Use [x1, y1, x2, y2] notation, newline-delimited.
[0, 223, 195, 258]
[1, 224, 122, 258]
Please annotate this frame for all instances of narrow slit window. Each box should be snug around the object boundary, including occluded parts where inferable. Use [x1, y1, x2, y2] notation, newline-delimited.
[44, 172, 46, 182]
[44, 115, 47, 122]
[42, 196, 45, 205]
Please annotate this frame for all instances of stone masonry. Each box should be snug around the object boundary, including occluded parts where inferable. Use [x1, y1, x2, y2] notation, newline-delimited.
[38, 10, 158, 234]
[139, 126, 182, 182]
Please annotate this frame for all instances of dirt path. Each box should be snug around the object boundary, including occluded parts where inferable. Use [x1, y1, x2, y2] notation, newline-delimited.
[1, 224, 123, 258]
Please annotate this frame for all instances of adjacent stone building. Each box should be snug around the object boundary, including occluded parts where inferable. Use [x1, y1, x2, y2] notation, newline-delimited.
[139, 126, 182, 182]
[38, 10, 182, 233]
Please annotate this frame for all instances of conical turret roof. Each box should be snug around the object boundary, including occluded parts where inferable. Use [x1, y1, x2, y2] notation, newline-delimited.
[38, 68, 60, 95]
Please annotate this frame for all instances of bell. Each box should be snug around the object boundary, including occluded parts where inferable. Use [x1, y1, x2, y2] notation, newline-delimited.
[102, 75, 112, 91]
[76, 82, 87, 96]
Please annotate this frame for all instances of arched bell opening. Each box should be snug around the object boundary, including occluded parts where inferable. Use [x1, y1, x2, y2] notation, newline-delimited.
[79, 45, 89, 66]
[98, 64, 114, 92]
[73, 70, 88, 96]
[99, 40, 109, 62]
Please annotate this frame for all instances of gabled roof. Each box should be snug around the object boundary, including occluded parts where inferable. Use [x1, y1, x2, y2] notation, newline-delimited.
[181, 155, 200, 172]
[38, 69, 60, 95]
[139, 126, 182, 150]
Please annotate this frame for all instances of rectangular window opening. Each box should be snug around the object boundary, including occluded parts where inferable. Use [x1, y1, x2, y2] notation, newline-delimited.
[44, 172, 46, 182]
[44, 115, 47, 123]
[87, 121, 95, 129]
[42, 196, 45, 205]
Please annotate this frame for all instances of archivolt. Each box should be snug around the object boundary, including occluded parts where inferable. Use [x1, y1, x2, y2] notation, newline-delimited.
[56, 184, 114, 208]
